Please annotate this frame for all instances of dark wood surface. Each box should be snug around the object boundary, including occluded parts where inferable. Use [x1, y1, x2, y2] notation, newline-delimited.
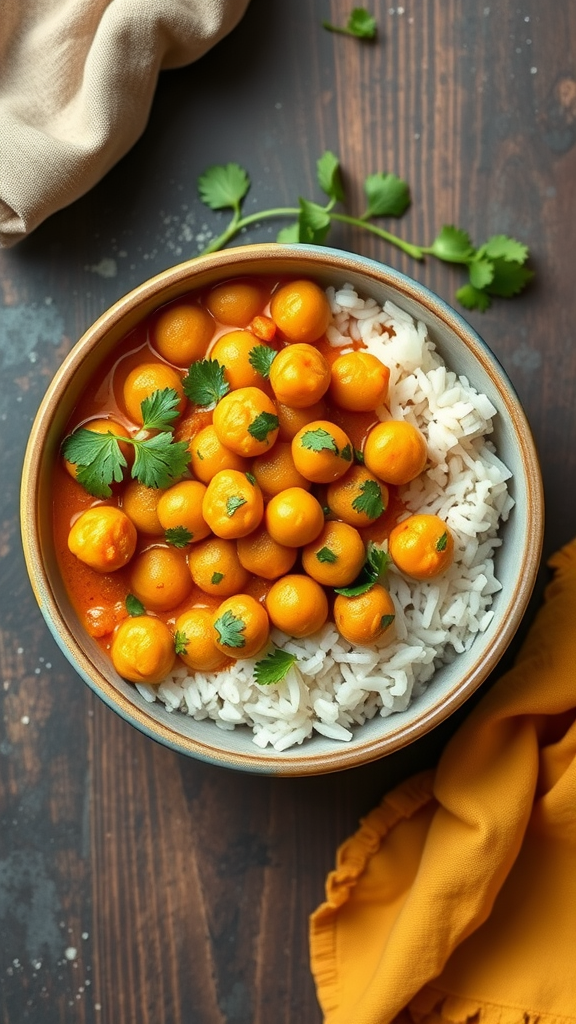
[1, 1, 575, 1021]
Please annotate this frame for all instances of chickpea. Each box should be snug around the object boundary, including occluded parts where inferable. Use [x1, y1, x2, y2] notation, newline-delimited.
[270, 280, 331, 344]
[122, 363, 186, 426]
[266, 575, 328, 638]
[329, 351, 390, 412]
[276, 399, 327, 442]
[189, 424, 246, 484]
[212, 387, 279, 457]
[212, 594, 270, 660]
[174, 608, 228, 672]
[157, 480, 211, 543]
[302, 521, 365, 587]
[210, 330, 269, 391]
[111, 616, 176, 685]
[326, 466, 389, 527]
[363, 420, 427, 486]
[269, 343, 331, 408]
[202, 469, 264, 539]
[129, 546, 192, 612]
[252, 442, 311, 497]
[122, 480, 165, 535]
[205, 280, 265, 327]
[188, 537, 250, 597]
[334, 585, 396, 646]
[264, 487, 324, 547]
[68, 506, 137, 572]
[237, 526, 297, 580]
[64, 418, 131, 481]
[388, 514, 454, 580]
[152, 303, 214, 366]
[291, 419, 353, 484]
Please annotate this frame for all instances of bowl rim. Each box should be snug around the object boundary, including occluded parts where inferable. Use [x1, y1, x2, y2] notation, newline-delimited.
[20, 243, 544, 775]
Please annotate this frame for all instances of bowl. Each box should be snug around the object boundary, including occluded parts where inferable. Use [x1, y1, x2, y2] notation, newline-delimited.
[20, 244, 544, 775]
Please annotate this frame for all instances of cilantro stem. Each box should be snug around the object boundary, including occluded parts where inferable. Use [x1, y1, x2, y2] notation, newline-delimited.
[329, 213, 424, 260]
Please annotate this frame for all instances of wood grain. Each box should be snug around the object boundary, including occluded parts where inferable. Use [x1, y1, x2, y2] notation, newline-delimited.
[1, 1, 575, 1021]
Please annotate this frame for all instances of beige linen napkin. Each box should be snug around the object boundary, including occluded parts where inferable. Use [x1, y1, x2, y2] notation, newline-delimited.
[0, 0, 250, 247]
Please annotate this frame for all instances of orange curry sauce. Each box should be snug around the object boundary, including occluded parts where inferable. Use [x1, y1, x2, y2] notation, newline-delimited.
[52, 277, 406, 659]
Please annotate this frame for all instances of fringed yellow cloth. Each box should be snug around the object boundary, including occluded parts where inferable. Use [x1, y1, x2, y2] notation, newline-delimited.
[310, 540, 576, 1024]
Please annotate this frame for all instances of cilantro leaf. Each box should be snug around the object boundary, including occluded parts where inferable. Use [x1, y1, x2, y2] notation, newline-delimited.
[246, 472, 257, 486]
[363, 173, 410, 218]
[436, 531, 448, 552]
[354, 448, 365, 465]
[482, 235, 529, 264]
[316, 547, 338, 563]
[165, 526, 193, 547]
[248, 411, 279, 443]
[226, 495, 247, 517]
[298, 199, 331, 244]
[334, 543, 391, 596]
[455, 283, 491, 312]
[140, 388, 182, 432]
[125, 594, 146, 617]
[198, 163, 250, 211]
[62, 429, 127, 499]
[322, 505, 332, 517]
[380, 613, 395, 630]
[323, 8, 377, 39]
[317, 151, 345, 203]
[131, 432, 189, 489]
[183, 359, 229, 407]
[211, 571, 224, 585]
[277, 223, 300, 243]
[213, 609, 246, 649]
[427, 225, 474, 263]
[468, 258, 494, 290]
[486, 259, 534, 298]
[249, 344, 277, 379]
[351, 479, 385, 520]
[300, 427, 338, 454]
[340, 443, 352, 462]
[174, 630, 189, 656]
[254, 648, 297, 686]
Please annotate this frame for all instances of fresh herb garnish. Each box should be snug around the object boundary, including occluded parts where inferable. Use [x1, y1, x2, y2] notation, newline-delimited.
[352, 479, 386, 520]
[182, 359, 229, 407]
[354, 448, 365, 464]
[380, 614, 395, 630]
[165, 526, 193, 547]
[334, 543, 391, 597]
[125, 594, 146, 617]
[62, 388, 190, 498]
[322, 505, 332, 517]
[340, 443, 352, 462]
[226, 495, 247, 517]
[323, 8, 377, 39]
[300, 427, 338, 454]
[316, 547, 338, 564]
[248, 411, 279, 443]
[254, 649, 297, 686]
[249, 344, 277, 380]
[436, 531, 448, 552]
[213, 609, 246, 649]
[196, 152, 532, 311]
[245, 472, 257, 486]
[174, 630, 189, 656]
[211, 571, 225, 585]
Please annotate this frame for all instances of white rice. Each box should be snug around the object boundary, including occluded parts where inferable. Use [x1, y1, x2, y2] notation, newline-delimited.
[137, 284, 514, 750]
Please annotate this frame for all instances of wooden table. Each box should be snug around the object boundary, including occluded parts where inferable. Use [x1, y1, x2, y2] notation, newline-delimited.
[1, 2, 575, 1021]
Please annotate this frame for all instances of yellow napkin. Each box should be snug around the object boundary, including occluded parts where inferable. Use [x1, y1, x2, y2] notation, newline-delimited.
[310, 539, 576, 1024]
[0, 0, 249, 247]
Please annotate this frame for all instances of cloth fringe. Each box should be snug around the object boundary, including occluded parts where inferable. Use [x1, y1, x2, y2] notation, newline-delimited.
[408, 986, 576, 1024]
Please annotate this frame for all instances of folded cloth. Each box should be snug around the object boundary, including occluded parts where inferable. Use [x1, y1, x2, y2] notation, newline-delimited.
[0, 0, 250, 247]
[310, 539, 576, 1024]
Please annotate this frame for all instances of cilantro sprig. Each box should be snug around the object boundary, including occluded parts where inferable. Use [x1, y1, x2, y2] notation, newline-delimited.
[213, 609, 246, 649]
[196, 153, 533, 311]
[62, 388, 189, 498]
[254, 649, 297, 686]
[125, 594, 146, 617]
[352, 479, 386, 520]
[334, 543, 392, 597]
[249, 344, 277, 380]
[323, 8, 377, 40]
[183, 359, 229, 407]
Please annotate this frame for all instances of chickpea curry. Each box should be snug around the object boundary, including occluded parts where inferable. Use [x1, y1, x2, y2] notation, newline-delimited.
[56, 276, 455, 688]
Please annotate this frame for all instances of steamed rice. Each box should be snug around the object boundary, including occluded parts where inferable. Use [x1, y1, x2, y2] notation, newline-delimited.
[136, 285, 514, 750]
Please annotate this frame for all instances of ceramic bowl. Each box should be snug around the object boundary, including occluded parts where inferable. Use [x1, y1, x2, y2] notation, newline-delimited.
[21, 244, 544, 775]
